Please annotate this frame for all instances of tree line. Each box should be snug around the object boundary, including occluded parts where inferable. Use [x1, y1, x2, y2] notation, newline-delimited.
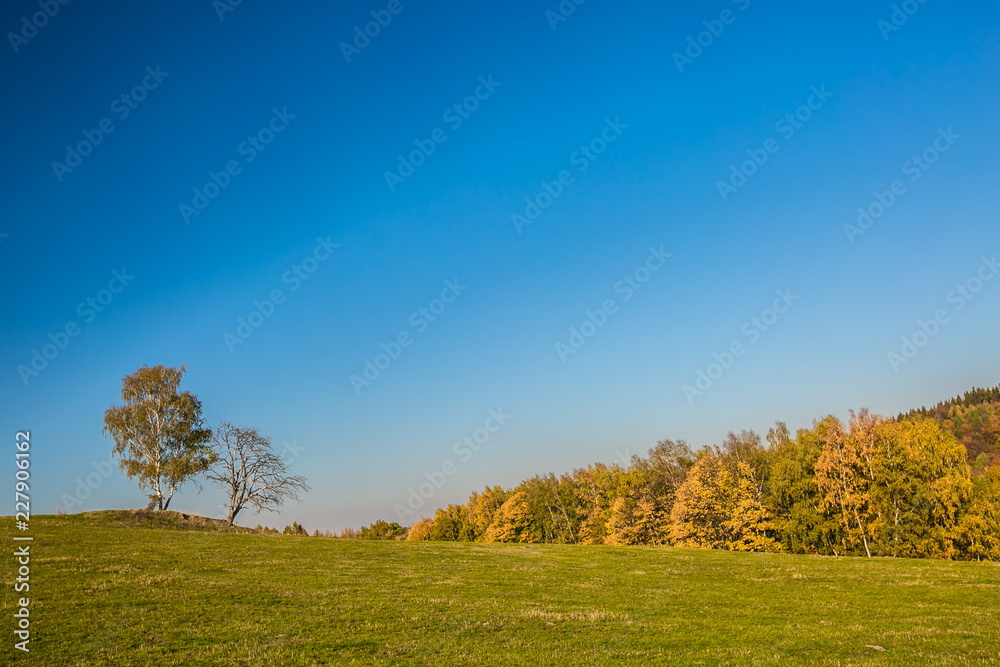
[102, 365, 309, 525]
[385, 386, 1000, 560]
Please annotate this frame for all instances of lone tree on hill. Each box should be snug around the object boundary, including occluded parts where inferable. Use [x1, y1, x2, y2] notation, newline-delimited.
[103, 365, 214, 510]
[206, 422, 310, 526]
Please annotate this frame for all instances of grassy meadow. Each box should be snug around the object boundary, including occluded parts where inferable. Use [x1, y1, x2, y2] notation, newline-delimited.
[3, 511, 999, 666]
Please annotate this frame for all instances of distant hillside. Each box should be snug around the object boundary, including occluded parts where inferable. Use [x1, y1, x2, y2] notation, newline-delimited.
[900, 384, 1000, 464]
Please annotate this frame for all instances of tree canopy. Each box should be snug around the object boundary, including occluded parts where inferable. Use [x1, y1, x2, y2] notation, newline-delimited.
[205, 422, 310, 526]
[103, 365, 213, 510]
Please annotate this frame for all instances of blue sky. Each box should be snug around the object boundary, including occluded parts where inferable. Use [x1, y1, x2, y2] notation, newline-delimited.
[2, 0, 998, 531]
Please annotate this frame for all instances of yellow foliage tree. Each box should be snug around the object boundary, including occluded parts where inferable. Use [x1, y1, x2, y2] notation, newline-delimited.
[670, 454, 729, 548]
[956, 467, 1000, 560]
[483, 491, 535, 543]
[671, 451, 781, 551]
[814, 413, 878, 557]
[466, 486, 509, 541]
[605, 494, 672, 546]
[724, 461, 782, 552]
[869, 417, 971, 558]
[816, 411, 971, 558]
[406, 517, 433, 541]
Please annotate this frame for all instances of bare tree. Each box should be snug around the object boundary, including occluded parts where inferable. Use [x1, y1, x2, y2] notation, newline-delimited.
[206, 422, 310, 526]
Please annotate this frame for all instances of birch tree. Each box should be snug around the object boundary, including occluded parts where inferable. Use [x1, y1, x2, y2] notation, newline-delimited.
[103, 365, 213, 510]
[766, 423, 842, 554]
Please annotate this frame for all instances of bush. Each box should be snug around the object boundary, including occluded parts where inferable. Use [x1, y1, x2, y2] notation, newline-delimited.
[282, 522, 307, 536]
[358, 519, 407, 540]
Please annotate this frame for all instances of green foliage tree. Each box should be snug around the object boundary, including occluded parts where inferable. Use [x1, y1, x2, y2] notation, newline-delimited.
[103, 365, 213, 510]
[903, 385, 1000, 420]
[867, 418, 970, 558]
[282, 521, 307, 535]
[428, 504, 474, 541]
[766, 423, 841, 554]
[512, 473, 582, 544]
[550, 473, 584, 543]
[816, 412, 971, 558]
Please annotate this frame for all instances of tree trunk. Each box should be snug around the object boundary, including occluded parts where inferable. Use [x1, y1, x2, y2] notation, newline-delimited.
[162, 486, 175, 511]
[227, 489, 242, 526]
[853, 508, 872, 557]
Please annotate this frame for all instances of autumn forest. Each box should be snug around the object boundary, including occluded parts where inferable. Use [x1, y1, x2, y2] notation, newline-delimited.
[373, 386, 1000, 561]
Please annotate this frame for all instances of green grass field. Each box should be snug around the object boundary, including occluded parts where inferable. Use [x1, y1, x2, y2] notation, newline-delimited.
[3, 511, 999, 666]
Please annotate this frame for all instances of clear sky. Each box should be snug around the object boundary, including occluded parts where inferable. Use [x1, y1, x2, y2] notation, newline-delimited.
[2, 0, 998, 531]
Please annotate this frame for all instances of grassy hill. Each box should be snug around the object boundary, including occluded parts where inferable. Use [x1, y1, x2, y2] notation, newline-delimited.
[3, 512, 999, 666]
[72, 509, 255, 532]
